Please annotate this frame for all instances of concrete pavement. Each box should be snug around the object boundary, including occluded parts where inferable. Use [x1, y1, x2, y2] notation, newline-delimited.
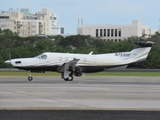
[0, 76, 160, 110]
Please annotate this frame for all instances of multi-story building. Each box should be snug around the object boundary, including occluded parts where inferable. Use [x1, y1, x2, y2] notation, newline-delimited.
[77, 20, 157, 42]
[16, 20, 44, 37]
[0, 8, 64, 37]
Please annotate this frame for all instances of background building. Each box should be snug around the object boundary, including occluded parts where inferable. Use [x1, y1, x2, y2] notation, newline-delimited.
[77, 20, 157, 42]
[0, 8, 64, 37]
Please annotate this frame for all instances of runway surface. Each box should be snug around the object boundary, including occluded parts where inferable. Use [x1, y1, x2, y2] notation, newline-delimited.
[1, 76, 160, 110]
[1, 76, 160, 119]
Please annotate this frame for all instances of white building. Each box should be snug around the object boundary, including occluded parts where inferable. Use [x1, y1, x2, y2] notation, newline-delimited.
[77, 20, 157, 42]
[0, 8, 64, 37]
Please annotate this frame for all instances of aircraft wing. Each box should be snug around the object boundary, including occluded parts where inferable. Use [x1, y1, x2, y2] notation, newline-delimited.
[57, 59, 80, 79]
[57, 59, 80, 73]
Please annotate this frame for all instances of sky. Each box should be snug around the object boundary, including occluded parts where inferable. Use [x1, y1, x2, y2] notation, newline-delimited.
[0, 0, 160, 34]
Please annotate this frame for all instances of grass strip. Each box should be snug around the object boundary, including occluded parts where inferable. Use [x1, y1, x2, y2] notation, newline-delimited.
[86, 72, 160, 76]
[0, 71, 160, 76]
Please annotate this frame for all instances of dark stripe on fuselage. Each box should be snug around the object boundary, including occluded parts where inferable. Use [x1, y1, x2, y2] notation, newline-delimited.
[15, 66, 104, 73]
[15, 64, 128, 73]
[15, 66, 59, 72]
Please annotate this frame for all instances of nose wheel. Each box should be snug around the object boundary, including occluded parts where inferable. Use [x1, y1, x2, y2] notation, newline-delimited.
[28, 76, 33, 81]
[28, 71, 33, 81]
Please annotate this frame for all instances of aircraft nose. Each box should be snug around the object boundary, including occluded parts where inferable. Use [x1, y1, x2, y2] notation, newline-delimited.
[5, 60, 11, 64]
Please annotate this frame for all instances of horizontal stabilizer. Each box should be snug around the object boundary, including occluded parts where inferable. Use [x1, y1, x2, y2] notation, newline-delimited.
[134, 41, 156, 47]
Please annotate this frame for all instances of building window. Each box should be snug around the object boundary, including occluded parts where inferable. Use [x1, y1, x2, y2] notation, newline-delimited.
[111, 29, 113, 37]
[104, 29, 106, 37]
[107, 29, 110, 37]
[0, 16, 9, 19]
[51, 17, 56, 20]
[32, 28, 35, 30]
[100, 29, 102, 37]
[61, 27, 64, 34]
[96, 29, 98, 37]
[119, 29, 121, 37]
[119, 39, 121, 42]
[115, 29, 117, 37]
[115, 39, 117, 42]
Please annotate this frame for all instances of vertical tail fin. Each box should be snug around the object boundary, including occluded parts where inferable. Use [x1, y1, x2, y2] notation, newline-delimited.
[128, 41, 155, 66]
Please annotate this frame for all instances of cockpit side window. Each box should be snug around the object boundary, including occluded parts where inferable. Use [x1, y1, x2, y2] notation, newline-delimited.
[36, 54, 47, 59]
[41, 55, 47, 59]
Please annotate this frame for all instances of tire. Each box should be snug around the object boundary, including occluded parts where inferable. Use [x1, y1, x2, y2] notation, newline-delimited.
[68, 75, 73, 81]
[64, 78, 69, 81]
[28, 76, 33, 81]
[64, 75, 73, 81]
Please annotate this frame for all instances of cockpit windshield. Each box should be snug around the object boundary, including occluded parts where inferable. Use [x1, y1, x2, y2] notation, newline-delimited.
[36, 54, 47, 59]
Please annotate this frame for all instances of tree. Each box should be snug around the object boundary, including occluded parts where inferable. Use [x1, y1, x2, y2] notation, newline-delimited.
[0, 31, 160, 68]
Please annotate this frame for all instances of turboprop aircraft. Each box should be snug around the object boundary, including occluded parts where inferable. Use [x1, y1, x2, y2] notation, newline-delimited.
[5, 41, 155, 81]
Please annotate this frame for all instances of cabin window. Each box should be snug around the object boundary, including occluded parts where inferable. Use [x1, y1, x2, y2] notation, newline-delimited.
[83, 58, 87, 62]
[36, 54, 47, 59]
[41, 55, 47, 59]
[65, 57, 68, 61]
[59, 57, 62, 61]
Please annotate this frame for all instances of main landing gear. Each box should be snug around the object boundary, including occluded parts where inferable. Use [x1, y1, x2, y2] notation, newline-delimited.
[28, 71, 33, 81]
[61, 69, 82, 81]
[64, 75, 73, 81]
[61, 73, 73, 81]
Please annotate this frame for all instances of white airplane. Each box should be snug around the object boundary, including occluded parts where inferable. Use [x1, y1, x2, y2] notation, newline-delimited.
[5, 41, 155, 81]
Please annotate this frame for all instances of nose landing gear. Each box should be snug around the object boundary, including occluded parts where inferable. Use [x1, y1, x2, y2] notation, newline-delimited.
[28, 76, 33, 81]
[28, 71, 33, 81]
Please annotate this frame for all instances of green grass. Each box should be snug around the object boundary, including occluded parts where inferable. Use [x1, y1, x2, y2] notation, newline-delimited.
[86, 72, 160, 76]
[0, 71, 160, 76]
[0, 71, 60, 76]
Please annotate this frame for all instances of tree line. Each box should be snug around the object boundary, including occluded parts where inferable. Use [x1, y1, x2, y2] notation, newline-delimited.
[0, 28, 160, 68]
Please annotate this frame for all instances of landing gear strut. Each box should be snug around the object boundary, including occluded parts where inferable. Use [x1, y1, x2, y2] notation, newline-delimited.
[28, 71, 33, 81]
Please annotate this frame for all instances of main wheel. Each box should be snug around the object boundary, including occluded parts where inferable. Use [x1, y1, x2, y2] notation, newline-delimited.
[64, 78, 69, 81]
[68, 75, 73, 81]
[64, 75, 73, 81]
[28, 76, 33, 81]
